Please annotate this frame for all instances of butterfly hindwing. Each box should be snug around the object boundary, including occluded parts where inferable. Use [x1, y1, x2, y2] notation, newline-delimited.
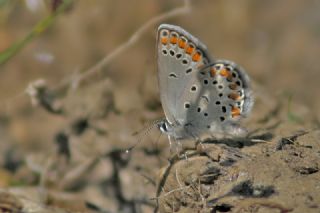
[191, 60, 253, 136]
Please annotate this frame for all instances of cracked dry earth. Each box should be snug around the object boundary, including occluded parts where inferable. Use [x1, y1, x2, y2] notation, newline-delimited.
[0, 79, 319, 213]
[156, 126, 320, 213]
[1, 2, 320, 212]
[153, 80, 320, 213]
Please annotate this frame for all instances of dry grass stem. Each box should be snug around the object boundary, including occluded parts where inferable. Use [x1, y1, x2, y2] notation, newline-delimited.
[52, 0, 191, 96]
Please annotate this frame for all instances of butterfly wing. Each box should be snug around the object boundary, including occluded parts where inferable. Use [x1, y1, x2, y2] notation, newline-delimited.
[157, 24, 253, 138]
[190, 60, 254, 137]
[157, 24, 213, 126]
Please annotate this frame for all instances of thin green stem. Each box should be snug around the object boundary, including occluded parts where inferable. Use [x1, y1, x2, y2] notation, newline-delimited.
[0, 0, 73, 66]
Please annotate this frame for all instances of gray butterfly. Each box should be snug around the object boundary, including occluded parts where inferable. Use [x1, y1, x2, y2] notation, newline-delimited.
[156, 24, 253, 142]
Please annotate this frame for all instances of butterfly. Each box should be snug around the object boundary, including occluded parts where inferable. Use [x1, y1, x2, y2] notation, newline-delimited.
[156, 24, 253, 142]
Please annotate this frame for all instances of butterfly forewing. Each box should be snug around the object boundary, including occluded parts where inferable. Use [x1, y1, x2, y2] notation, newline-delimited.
[157, 24, 213, 126]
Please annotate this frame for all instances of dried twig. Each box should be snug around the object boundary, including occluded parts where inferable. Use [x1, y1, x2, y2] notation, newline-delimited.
[52, 0, 191, 96]
[58, 157, 99, 190]
[38, 156, 55, 204]
[2, 1, 191, 112]
[158, 185, 191, 199]
[275, 130, 309, 150]
[234, 198, 293, 213]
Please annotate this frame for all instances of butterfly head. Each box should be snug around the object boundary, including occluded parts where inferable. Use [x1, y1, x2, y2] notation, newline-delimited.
[158, 119, 194, 139]
[158, 119, 172, 134]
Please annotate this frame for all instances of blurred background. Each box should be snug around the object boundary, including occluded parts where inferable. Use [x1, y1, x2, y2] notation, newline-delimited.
[0, 0, 319, 212]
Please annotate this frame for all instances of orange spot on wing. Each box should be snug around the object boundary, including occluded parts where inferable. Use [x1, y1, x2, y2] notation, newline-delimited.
[210, 68, 216, 77]
[231, 106, 241, 117]
[227, 75, 233, 82]
[186, 45, 194, 54]
[219, 68, 231, 77]
[192, 52, 201, 62]
[229, 83, 237, 90]
[161, 37, 168, 45]
[170, 36, 178, 44]
[178, 39, 186, 48]
[228, 93, 241, 101]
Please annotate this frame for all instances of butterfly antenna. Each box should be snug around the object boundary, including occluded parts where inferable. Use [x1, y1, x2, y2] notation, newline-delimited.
[125, 119, 164, 153]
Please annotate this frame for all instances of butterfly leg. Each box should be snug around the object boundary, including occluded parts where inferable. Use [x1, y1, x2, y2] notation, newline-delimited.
[171, 136, 186, 159]
[185, 124, 202, 150]
[167, 135, 181, 153]
[167, 135, 188, 160]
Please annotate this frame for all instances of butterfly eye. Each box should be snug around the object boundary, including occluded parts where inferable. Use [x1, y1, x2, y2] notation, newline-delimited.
[160, 122, 168, 132]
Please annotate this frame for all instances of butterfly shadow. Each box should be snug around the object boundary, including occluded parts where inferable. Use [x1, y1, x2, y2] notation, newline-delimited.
[201, 131, 274, 148]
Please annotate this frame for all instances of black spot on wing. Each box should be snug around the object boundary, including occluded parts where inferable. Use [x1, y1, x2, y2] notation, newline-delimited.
[169, 73, 177, 78]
